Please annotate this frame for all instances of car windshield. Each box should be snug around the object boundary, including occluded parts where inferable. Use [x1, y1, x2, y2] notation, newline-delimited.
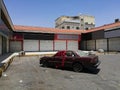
[76, 50, 89, 57]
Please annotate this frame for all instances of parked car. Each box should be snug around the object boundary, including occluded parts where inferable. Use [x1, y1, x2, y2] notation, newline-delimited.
[40, 50, 100, 72]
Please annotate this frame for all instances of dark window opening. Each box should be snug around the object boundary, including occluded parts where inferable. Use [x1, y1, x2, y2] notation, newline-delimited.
[81, 24, 83, 26]
[85, 22, 88, 25]
[76, 27, 80, 30]
[62, 26, 65, 29]
[85, 28, 89, 30]
[67, 26, 70, 29]
[81, 19, 83, 21]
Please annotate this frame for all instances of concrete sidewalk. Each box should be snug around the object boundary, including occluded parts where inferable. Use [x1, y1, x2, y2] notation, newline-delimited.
[0, 53, 13, 63]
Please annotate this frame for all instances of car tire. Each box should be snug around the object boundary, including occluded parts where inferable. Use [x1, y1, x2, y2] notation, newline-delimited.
[73, 63, 83, 72]
[42, 61, 48, 67]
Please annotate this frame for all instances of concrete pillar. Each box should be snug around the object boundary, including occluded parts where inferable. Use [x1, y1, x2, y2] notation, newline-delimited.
[107, 38, 109, 52]
[0, 37, 1, 55]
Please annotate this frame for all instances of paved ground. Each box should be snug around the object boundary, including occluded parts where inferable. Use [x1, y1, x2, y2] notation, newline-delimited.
[0, 54, 120, 90]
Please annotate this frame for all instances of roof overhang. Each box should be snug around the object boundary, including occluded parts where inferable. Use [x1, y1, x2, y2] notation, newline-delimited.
[1, 0, 14, 30]
[14, 25, 83, 35]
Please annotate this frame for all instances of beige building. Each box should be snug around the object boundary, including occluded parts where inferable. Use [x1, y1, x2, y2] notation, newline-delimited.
[55, 14, 95, 30]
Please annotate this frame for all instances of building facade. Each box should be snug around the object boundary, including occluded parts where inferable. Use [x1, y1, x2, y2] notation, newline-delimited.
[0, 0, 13, 55]
[55, 15, 95, 30]
[81, 21, 120, 52]
[1, 0, 120, 55]
[10, 25, 81, 52]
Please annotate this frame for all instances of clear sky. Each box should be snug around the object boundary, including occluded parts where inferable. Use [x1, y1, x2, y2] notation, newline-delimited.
[4, 0, 120, 28]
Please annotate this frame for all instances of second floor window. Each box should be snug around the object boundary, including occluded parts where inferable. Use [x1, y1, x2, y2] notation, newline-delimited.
[67, 26, 70, 29]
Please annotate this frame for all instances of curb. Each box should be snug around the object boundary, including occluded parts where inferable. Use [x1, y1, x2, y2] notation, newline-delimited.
[0, 54, 15, 78]
[0, 68, 2, 77]
[0, 63, 5, 78]
[0, 60, 13, 78]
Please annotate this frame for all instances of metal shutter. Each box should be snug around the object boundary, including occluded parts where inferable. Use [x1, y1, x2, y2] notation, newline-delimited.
[68, 41, 78, 51]
[55, 40, 66, 50]
[10, 41, 22, 52]
[109, 38, 120, 51]
[24, 40, 39, 51]
[87, 40, 95, 50]
[40, 40, 53, 51]
[96, 39, 107, 51]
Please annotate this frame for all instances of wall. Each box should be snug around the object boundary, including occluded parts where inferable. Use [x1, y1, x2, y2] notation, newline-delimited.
[105, 28, 120, 38]
[81, 15, 95, 25]
[56, 21, 80, 30]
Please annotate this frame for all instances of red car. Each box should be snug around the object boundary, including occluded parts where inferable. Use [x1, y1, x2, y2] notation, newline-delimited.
[40, 50, 100, 72]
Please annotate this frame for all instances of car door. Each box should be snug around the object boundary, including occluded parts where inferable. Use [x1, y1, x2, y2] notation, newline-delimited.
[64, 51, 75, 67]
[53, 51, 65, 68]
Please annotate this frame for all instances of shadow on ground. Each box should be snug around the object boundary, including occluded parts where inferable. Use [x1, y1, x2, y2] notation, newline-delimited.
[40, 65, 100, 75]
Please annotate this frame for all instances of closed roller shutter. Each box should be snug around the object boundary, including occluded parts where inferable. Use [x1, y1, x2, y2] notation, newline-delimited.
[68, 41, 78, 51]
[96, 39, 107, 51]
[10, 41, 22, 52]
[40, 40, 53, 51]
[55, 40, 66, 50]
[87, 40, 95, 50]
[81, 41, 87, 50]
[109, 38, 120, 51]
[0, 36, 2, 54]
[24, 40, 39, 51]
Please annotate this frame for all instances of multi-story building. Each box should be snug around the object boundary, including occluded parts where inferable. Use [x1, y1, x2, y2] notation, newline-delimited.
[55, 15, 95, 30]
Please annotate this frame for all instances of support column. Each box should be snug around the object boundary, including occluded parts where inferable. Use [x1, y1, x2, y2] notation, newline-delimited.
[85, 40, 87, 50]
[107, 38, 109, 52]
[66, 40, 68, 50]
[53, 40, 55, 51]
[95, 40, 96, 51]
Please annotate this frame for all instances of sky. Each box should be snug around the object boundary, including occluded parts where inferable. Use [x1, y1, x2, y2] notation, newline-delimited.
[4, 0, 120, 28]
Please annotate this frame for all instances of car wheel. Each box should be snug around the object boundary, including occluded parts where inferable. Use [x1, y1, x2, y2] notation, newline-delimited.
[73, 63, 83, 72]
[42, 61, 48, 67]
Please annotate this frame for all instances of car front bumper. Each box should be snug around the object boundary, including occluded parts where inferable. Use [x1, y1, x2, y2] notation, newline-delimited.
[85, 60, 101, 70]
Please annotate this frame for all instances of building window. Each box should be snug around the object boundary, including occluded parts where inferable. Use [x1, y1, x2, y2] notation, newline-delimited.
[67, 26, 70, 29]
[91, 22, 93, 25]
[81, 19, 83, 21]
[62, 26, 65, 29]
[85, 22, 88, 25]
[76, 27, 79, 30]
[85, 27, 88, 30]
[81, 24, 83, 26]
